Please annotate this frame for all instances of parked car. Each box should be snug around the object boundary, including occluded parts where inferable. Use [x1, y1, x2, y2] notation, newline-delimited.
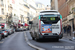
[0, 31, 5, 39]
[6, 29, 11, 35]
[2, 30, 8, 37]
[23, 28, 26, 31]
[15, 28, 23, 32]
[8, 29, 13, 34]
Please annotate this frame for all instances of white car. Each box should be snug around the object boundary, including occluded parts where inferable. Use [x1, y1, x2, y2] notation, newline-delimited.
[2, 30, 8, 37]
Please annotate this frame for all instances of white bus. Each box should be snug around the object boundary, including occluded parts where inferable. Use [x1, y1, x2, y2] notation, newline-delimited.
[30, 10, 63, 41]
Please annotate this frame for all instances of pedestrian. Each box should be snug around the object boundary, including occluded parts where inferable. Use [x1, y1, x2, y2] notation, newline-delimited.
[65, 26, 67, 33]
[67, 24, 69, 35]
[68, 25, 71, 36]
[63, 25, 66, 33]
[66, 24, 72, 41]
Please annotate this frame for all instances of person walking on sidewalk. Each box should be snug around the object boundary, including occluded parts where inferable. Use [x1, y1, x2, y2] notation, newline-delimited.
[63, 25, 67, 33]
[68, 25, 71, 36]
[67, 24, 71, 36]
[67, 24, 72, 41]
[67, 24, 69, 35]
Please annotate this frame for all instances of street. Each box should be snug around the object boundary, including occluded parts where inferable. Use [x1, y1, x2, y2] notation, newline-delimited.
[0, 32, 35, 50]
[26, 31, 75, 50]
[0, 0, 75, 50]
[0, 31, 75, 50]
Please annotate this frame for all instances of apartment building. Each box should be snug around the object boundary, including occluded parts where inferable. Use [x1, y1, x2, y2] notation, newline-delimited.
[66, 0, 75, 31]
[0, 0, 37, 25]
[36, 2, 45, 16]
[26, 0, 36, 20]
[45, 5, 51, 10]
[0, 0, 9, 23]
[51, 0, 55, 10]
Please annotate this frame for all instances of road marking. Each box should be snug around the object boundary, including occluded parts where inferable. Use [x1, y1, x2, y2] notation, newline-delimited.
[24, 32, 45, 50]
[0, 41, 3, 43]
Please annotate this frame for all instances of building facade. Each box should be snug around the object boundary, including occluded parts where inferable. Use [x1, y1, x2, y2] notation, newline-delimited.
[58, 0, 75, 32]
[27, 0, 36, 20]
[0, 0, 9, 23]
[36, 2, 45, 16]
[45, 5, 51, 10]
[57, 0, 69, 28]
[67, 0, 75, 31]
[51, 0, 55, 10]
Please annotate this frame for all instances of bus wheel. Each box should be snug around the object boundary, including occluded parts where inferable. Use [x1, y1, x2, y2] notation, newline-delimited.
[35, 38, 40, 42]
[32, 37, 35, 40]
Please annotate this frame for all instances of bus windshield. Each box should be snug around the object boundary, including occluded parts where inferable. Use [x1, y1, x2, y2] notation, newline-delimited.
[40, 15, 60, 24]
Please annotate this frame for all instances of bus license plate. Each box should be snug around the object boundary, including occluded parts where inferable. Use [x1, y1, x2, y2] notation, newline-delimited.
[49, 33, 53, 35]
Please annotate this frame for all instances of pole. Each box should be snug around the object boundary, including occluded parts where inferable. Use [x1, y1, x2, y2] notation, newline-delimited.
[55, 0, 58, 11]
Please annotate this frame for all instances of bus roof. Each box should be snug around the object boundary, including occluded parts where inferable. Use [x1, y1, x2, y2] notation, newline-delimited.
[40, 10, 60, 15]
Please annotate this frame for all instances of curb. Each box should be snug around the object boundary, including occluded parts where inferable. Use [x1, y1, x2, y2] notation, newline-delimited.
[24, 32, 45, 50]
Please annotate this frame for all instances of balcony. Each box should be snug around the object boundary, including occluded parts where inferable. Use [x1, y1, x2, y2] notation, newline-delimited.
[24, 4, 29, 9]
[67, 0, 75, 4]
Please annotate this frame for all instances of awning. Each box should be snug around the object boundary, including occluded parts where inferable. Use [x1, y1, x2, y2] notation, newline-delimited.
[1, 23, 5, 25]
[18, 24, 23, 26]
[24, 23, 29, 26]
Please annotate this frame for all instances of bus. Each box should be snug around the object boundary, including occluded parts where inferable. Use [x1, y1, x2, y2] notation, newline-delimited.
[30, 10, 63, 41]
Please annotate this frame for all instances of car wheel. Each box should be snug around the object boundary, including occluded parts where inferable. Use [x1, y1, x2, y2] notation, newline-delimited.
[3, 35, 5, 38]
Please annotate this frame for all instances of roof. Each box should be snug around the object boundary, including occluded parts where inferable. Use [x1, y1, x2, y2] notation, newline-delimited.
[40, 10, 58, 12]
[39, 10, 60, 15]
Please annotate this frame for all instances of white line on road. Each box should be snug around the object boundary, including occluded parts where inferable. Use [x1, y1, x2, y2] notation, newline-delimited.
[24, 32, 45, 50]
[0, 41, 3, 43]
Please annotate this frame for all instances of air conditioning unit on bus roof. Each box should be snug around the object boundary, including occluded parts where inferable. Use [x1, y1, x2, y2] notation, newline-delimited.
[40, 10, 58, 13]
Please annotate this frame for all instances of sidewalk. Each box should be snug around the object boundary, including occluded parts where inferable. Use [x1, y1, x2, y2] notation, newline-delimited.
[63, 33, 75, 41]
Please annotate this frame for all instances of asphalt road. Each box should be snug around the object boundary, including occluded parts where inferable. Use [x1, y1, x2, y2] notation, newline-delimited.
[0, 32, 35, 50]
[26, 31, 75, 50]
[0, 31, 75, 50]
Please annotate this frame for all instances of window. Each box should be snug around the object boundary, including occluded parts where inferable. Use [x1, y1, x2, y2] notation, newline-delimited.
[2, 8, 4, 14]
[38, 4, 42, 8]
[40, 15, 60, 24]
[1, 0, 3, 6]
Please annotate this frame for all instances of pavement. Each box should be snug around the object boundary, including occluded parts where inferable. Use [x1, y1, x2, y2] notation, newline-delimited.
[0, 31, 75, 50]
[63, 32, 75, 41]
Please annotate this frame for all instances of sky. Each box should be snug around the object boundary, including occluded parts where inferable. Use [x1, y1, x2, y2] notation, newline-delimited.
[35, 0, 51, 7]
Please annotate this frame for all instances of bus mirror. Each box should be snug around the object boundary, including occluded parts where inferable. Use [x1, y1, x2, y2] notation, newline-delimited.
[29, 21, 33, 24]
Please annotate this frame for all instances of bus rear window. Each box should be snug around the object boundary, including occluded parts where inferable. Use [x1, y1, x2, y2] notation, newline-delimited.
[41, 17, 60, 24]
